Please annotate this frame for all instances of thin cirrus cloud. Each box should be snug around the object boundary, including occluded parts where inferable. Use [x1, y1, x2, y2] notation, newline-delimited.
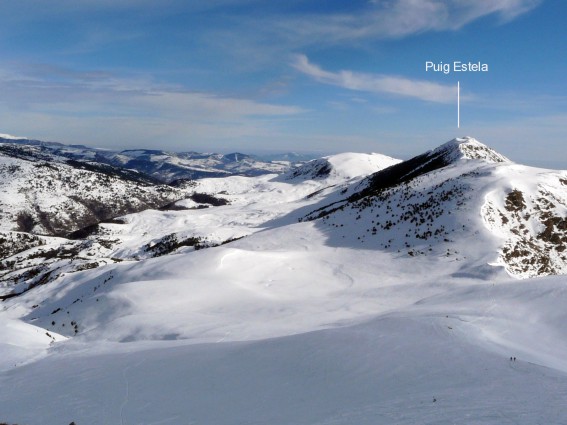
[0, 64, 305, 148]
[292, 54, 457, 104]
[5, 0, 541, 52]
[269, 0, 542, 43]
[0, 64, 304, 117]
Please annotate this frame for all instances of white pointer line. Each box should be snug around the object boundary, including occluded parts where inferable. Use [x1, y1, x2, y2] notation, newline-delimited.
[457, 81, 460, 128]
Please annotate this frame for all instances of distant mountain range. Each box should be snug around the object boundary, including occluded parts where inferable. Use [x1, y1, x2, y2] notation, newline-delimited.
[0, 134, 310, 182]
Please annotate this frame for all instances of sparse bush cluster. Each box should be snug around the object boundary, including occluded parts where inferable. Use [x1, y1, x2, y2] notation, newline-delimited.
[505, 189, 526, 212]
[15, 211, 35, 232]
[495, 188, 567, 277]
[0, 232, 44, 259]
[144, 233, 202, 257]
[189, 192, 229, 206]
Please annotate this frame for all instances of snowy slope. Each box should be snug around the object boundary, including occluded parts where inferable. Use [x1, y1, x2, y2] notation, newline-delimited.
[0, 146, 190, 296]
[2, 270, 567, 424]
[305, 137, 567, 278]
[91, 152, 401, 258]
[0, 151, 397, 298]
[1, 136, 567, 424]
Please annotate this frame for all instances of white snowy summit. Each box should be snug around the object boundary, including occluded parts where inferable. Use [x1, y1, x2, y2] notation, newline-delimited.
[430, 136, 511, 164]
[284, 152, 400, 181]
[1, 135, 567, 425]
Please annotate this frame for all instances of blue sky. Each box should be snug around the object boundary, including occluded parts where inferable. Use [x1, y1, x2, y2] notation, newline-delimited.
[0, 0, 565, 166]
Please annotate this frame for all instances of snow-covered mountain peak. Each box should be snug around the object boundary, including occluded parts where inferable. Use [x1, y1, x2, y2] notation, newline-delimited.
[432, 136, 510, 164]
[285, 152, 400, 181]
[303, 137, 566, 279]
[326, 152, 402, 179]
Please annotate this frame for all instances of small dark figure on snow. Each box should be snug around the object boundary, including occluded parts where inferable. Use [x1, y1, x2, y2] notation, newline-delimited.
[510, 357, 513, 361]
[513, 357, 516, 362]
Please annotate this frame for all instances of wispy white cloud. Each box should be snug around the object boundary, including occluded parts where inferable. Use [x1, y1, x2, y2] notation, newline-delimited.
[0, 1, 543, 76]
[292, 54, 457, 103]
[271, 0, 542, 43]
[0, 63, 303, 114]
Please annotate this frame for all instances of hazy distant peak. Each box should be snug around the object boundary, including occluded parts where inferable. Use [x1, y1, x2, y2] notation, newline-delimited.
[0, 133, 27, 140]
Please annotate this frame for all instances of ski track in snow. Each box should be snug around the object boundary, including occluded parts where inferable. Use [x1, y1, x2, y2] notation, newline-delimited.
[120, 360, 143, 425]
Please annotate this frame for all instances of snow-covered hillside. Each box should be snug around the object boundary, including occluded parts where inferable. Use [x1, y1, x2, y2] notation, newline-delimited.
[305, 137, 567, 278]
[0, 144, 191, 296]
[1, 136, 567, 424]
[0, 149, 395, 298]
[0, 146, 184, 236]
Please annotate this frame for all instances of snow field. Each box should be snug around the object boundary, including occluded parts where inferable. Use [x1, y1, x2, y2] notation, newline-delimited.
[3, 277, 567, 424]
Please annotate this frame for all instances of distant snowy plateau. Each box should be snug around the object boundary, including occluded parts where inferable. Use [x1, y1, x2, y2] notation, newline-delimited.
[1, 135, 567, 424]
